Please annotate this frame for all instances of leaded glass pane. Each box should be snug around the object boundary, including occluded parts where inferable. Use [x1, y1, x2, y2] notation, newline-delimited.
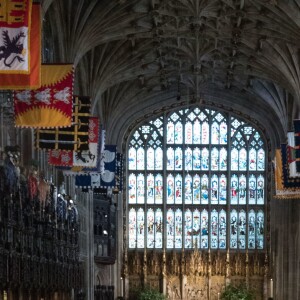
[175, 174, 182, 204]
[219, 175, 227, 204]
[257, 175, 264, 204]
[175, 209, 182, 248]
[166, 209, 174, 248]
[230, 210, 238, 249]
[155, 174, 163, 204]
[127, 106, 266, 251]
[185, 147, 193, 170]
[193, 147, 201, 170]
[211, 174, 218, 204]
[238, 210, 246, 249]
[202, 122, 209, 144]
[128, 174, 136, 204]
[147, 147, 154, 170]
[129, 208, 136, 248]
[155, 209, 163, 248]
[219, 210, 226, 249]
[137, 174, 145, 204]
[201, 175, 209, 204]
[256, 210, 264, 249]
[185, 122, 193, 144]
[193, 175, 201, 204]
[128, 147, 136, 170]
[147, 209, 155, 248]
[167, 174, 175, 204]
[137, 147, 144, 170]
[185, 209, 193, 248]
[185, 174, 193, 204]
[248, 210, 256, 249]
[211, 209, 218, 248]
[175, 147, 182, 170]
[155, 148, 163, 170]
[137, 208, 145, 248]
[211, 147, 219, 170]
[146, 174, 155, 204]
[201, 210, 209, 248]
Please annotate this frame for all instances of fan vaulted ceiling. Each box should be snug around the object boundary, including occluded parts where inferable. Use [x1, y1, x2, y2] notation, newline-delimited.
[42, 0, 300, 149]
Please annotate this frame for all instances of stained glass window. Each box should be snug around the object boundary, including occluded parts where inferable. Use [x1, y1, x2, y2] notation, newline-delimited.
[128, 107, 266, 250]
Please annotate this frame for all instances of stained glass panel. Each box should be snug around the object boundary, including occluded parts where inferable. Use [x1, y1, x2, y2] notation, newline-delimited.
[128, 107, 266, 250]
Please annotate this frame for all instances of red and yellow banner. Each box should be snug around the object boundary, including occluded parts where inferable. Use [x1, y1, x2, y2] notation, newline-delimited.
[14, 64, 74, 128]
[0, 2, 41, 88]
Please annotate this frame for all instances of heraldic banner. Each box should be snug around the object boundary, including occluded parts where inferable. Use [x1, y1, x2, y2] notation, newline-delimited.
[0, 2, 41, 89]
[48, 117, 99, 167]
[14, 64, 74, 128]
[35, 96, 91, 152]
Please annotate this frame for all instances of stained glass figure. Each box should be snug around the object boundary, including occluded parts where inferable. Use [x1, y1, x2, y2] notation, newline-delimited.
[167, 147, 174, 170]
[146, 174, 155, 204]
[129, 208, 136, 248]
[201, 148, 209, 170]
[185, 122, 193, 144]
[154, 174, 163, 204]
[185, 174, 193, 204]
[211, 122, 220, 144]
[239, 148, 247, 170]
[238, 210, 246, 249]
[257, 175, 264, 204]
[167, 122, 174, 143]
[231, 148, 239, 170]
[231, 175, 238, 204]
[155, 148, 163, 170]
[257, 149, 265, 170]
[193, 174, 201, 204]
[256, 210, 264, 249]
[220, 148, 227, 170]
[167, 174, 175, 204]
[249, 175, 256, 204]
[128, 173, 137, 204]
[185, 147, 193, 170]
[211, 209, 218, 249]
[137, 174, 145, 204]
[211, 174, 218, 204]
[219, 210, 226, 249]
[155, 209, 163, 248]
[175, 209, 182, 248]
[248, 210, 256, 249]
[128, 147, 136, 170]
[249, 148, 257, 170]
[202, 122, 209, 144]
[137, 147, 144, 170]
[175, 175, 182, 204]
[185, 209, 193, 248]
[201, 210, 209, 249]
[147, 209, 155, 248]
[230, 210, 238, 249]
[220, 122, 227, 144]
[137, 208, 145, 248]
[193, 119, 201, 144]
[239, 175, 247, 205]
[147, 147, 154, 170]
[166, 209, 174, 248]
[201, 175, 209, 204]
[193, 209, 201, 248]
[193, 147, 201, 170]
[175, 122, 183, 144]
[219, 175, 227, 203]
[211, 147, 219, 170]
[175, 147, 182, 170]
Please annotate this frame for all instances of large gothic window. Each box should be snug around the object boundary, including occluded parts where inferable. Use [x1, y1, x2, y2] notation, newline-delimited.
[127, 107, 266, 250]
